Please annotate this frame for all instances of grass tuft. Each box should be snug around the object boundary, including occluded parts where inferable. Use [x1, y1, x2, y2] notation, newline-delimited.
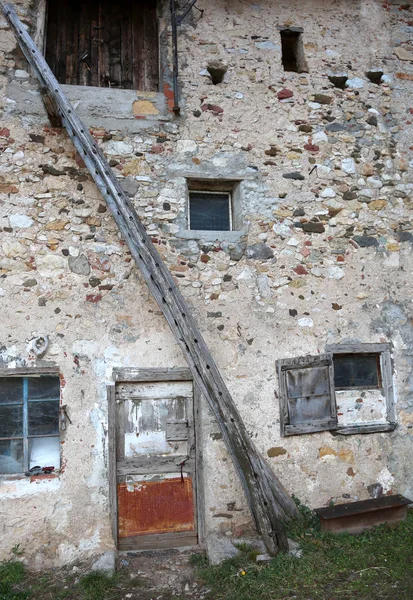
[189, 553, 208, 568]
[0, 560, 29, 600]
[78, 571, 119, 600]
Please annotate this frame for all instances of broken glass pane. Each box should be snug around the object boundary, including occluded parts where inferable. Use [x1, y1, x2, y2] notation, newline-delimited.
[189, 192, 231, 231]
[0, 378, 23, 404]
[0, 405, 23, 437]
[0, 440, 23, 474]
[334, 354, 380, 389]
[28, 376, 60, 400]
[29, 436, 60, 469]
[28, 400, 60, 436]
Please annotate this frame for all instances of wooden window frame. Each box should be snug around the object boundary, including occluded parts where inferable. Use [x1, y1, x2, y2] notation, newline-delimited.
[276, 354, 337, 437]
[277, 344, 396, 437]
[0, 367, 61, 476]
[326, 343, 396, 436]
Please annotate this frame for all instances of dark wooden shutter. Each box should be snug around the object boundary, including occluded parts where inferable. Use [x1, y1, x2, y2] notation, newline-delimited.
[45, 0, 158, 90]
[276, 354, 337, 436]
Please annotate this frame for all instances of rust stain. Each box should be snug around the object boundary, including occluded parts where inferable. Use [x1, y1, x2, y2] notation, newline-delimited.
[118, 477, 195, 538]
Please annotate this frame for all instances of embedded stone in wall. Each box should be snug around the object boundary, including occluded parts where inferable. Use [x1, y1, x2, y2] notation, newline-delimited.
[36, 255, 67, 278]
[132, 100, 159, 116]
[9, 214, 33, 228]
[68, 254, 90, 276]
[246, 243, 274, 260]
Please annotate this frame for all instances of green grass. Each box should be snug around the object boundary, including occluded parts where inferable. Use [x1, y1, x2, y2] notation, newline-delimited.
[0, 560, 29, 600]
[196, 509, 413, 600]
[0, 563, 122, 600]
[78, 571, 119, 600]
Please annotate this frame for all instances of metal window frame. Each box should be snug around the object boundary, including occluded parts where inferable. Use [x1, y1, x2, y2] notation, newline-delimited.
[187, 190, 233, 232]
[0, 374, 60, 473]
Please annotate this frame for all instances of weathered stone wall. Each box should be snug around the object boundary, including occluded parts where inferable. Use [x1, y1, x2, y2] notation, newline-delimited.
[1, 0, 413, 567]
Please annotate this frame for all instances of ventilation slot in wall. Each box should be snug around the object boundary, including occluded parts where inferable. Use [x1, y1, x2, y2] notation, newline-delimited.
[207, 61, 227, 85]
[279, 28, 308, 73]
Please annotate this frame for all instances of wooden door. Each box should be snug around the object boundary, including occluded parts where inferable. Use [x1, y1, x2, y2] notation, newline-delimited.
[114, 377, 197, 550]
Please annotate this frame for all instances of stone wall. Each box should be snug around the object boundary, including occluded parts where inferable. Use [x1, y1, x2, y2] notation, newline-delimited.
[1, 0, 413, 567]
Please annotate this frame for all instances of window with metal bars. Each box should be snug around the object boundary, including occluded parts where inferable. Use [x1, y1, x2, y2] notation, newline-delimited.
[0, 376, 60, 475]
[188, 191, 232, 232]
[45, 0, 159, 90]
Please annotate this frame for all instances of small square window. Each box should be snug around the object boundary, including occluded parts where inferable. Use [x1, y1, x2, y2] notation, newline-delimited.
[0, 375, 61, 475]
[188, 191, 232, 232]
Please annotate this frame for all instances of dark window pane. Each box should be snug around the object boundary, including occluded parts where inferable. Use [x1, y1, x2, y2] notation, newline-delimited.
[29, 400, 60, 436]
[29, 437, 60, 470]
[0, 405, 23, 437]
[189, 192, 231, 231]
[0, 378, 23, 404]
[28, 377, 60, 400]
[334, 354, 379, 389]
[0, 440, 23, 474]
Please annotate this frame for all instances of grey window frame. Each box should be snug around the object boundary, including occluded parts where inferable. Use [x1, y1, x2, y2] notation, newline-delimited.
[277, 343, 396, 437]
[0, 368, 61, 475]
[176, 178, 245, 242]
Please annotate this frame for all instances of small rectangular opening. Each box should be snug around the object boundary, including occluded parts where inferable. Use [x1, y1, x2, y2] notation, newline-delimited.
[280, 29, 308, 73]
[188, 191, 232, 232]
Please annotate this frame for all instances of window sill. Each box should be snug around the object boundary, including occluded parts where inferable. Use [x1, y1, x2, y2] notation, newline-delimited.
[0, 471, 60, 483]
[5, 80, 169, 133]
[176, 230, 246, 242]
[332, 423, 397, 436]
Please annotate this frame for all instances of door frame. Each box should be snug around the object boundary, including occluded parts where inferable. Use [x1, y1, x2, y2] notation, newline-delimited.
[107, 367, 205, 549]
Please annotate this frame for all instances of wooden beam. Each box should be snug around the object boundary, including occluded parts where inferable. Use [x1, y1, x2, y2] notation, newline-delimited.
[40, 87, 62, 127]
[1, 1, 298, 554]
[107, 385, 118, 545]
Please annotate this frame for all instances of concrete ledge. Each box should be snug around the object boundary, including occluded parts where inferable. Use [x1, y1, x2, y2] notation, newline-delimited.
[176, 230, 246, 242]
[5, 81, 169, 132]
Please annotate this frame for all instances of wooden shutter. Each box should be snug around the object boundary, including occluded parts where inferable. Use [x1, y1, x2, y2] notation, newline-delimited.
[45, 0, 158, 90]
[276, 354, 337, 436]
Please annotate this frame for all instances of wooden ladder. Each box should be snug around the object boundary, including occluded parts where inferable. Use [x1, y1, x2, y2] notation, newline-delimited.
[1, 1, 298, 554]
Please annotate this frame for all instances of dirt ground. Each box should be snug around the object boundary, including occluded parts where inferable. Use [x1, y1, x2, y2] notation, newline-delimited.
[116, 548, 209, 599]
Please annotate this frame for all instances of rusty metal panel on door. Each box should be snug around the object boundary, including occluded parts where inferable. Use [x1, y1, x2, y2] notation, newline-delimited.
[118, 474, 195, 537]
